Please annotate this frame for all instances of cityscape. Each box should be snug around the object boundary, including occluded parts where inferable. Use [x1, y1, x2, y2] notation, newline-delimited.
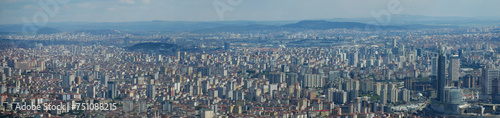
[1, 0, 500, 117]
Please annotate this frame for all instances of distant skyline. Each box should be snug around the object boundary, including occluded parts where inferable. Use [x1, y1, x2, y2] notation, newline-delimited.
[1, 0, 500, 24]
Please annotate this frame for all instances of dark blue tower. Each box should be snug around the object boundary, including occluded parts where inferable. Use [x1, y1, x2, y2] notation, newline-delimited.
[437, 50, 446, 102]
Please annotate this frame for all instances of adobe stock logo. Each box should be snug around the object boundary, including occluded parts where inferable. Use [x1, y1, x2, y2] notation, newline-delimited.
[370, 0, 404, 26]
[363, 0, 406, 32]
[213, 0, 243, 21]
[21, 0, 70, 36]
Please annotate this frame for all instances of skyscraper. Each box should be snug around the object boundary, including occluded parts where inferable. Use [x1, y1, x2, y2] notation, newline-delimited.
[87, 86, 95, 98]
[299, 74, 324, 88]
[107, 81, 116, 99]
[269, 72, 285, 84]
[393, 38, 397, 48]
[139, 99, 147, 113]
[328, 71, 340, 83]
[147, 84, 156, 99]
[160, 66, 168, 76]
[94, 65, 100, 71]
[101, 73, 108, 87]
[162, 101, 173, 112]
[492, 79, 500, 103]
[404, 77, 413, 91]
[462, 74, 476, 88]
[226, 80, 234, 92]
[381, 89, 388, 105]
[63, 74, 75, 87]
[3, 67, 11, 77]
[224, 42, 230, 50]
[437, 50, 446, 102]
[448, 55, 460, 83]
[431, 57, 438, 76]
[281, 64, 289, 73]
[349, 51, 358, 67]
[482, 68, 500, 97]
[389, 89, 399, 103]
[400, 89, 411, 102]
[286, 73, 299, 85]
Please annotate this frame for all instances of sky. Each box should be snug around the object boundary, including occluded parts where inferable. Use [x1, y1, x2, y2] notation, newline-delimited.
[1, 0, 500, 24]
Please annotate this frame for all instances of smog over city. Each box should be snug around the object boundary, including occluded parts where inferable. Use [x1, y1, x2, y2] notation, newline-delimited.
[1, 0, 500, 117]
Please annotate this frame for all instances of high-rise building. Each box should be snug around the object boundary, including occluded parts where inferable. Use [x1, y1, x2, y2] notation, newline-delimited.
[491, 79, 500, 104]
[269, 84, 278, 98]
[281, 64, 289, 73]
[199, 67, 212, 77]
[93, 71, 99, 80]
[483, 68, 500, 97]
[389, 89, 399, 103]
[437, 50, 447, 102]
[101, 73, 108, 87]
[240, 79, 251, 90]
[444, 87, 464, 104]
[408, 53, 415, 63]
[431, 57, 438, 76]
[286, 73, 299, 85]
[462, 74, 476, 88]
[224, 42, 230, 50]
[209, 89, 218, 98]
[328, 71, 340, 83]
[3, 67, 12, 77]
[227, 90, 234, 100]
[160, 66, 168, 75]
[381, 89, 388, 105]
[211, 104, 218, 114]
[235, 90, 245, 100]
[492, 79, 500, 103]
[0, 74, 5, 81]
[448, 55, 460, 82]
[349, 51, 358, 67]
[107, 81, 116, 99]
[147, 84, 156, 99]
[374, 83, 382, 96]
[201, 110, 214, 118]
[75, 76, 81, 85]
[269, 72, 285, 84]
[333, 89, 347, 104]
[87, 86, 95, 98]
[94, 65, 100, 71]
[123, 99, 133, 112]
[139, 99, 147, 113]
[326, 88, 335, 102]
[62, 74, 75, 87]
[1, 84, 6, 94]
[216, 87, 226, 99]
[299, 74, 324, 88]
[399, 89, 411, 102]
[348, 90, 359, 101]
[393, 38, 397, 48]
[404, 77, 413, 91]
[226, 80, 235, 92]
[7, 58, 16, 68]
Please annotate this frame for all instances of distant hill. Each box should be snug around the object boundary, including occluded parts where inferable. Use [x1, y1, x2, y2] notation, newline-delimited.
[192, 20, 403, 33]
[282, 20, 378, 30]
[0, 31, 13, 35]
[191, 24, 280, 33]
[280, 20, 451, 30]
[37, 27, 61, 34]
[1, 14, 496, 35]
[69, 29, 129, 35]
[127, 42, 177, 50]
[0, 20, 295, 34]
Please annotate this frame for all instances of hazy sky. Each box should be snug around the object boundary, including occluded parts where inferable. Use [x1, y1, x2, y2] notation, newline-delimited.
[1, 0, 500, 24]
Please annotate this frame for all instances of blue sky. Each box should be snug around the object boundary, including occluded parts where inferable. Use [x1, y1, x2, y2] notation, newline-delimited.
[1, 0, 500, 24]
